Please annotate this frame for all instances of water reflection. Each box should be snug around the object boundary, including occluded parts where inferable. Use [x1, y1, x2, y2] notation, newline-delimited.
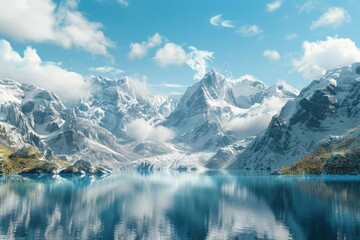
[0, 172, 360, 239]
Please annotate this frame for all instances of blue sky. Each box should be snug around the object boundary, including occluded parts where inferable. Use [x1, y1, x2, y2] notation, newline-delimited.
[0, 0, 360, 99]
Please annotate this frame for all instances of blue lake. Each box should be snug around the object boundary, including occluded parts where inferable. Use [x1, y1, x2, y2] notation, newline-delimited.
[0, 171, 360, 240]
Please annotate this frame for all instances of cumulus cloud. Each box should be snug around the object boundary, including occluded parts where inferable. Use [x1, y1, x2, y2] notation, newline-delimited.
[154, 43, 214, 80]
[267, 0, 282, 12]
[292, 37, 360, 80]
[128, 33, 163, 59]
[285, 33, 298, 41]
[0, 0, 113, 56]
[263, 49, 281, 61]
[210, 14, 236, 28]
[237, 25, 263, 37]
[0, 39, 89, 102]
[125, 119, 175, 143]
[153, 43, 187, 67]
[311, 7, 350, 29]
[89, 66, 124, 76]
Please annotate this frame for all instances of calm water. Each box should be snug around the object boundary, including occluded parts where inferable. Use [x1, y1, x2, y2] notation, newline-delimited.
[0, 171, 360, 240]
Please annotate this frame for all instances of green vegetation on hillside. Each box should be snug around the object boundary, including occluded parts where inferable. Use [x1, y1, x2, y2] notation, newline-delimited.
[0, 145, 69, 174]
[281, 129, 360, 175]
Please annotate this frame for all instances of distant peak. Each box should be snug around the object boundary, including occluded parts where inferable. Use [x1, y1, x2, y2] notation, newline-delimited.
[200, 73, 225, 92]
[209, 68, 217, 74]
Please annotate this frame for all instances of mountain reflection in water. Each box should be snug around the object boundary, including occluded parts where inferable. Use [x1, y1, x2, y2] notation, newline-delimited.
[0, 171, 360, 240]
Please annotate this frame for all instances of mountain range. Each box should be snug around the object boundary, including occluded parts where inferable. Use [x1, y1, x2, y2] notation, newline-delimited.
[0, 63, 360, 173]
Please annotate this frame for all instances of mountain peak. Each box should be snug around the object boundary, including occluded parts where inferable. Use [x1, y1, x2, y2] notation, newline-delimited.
[200, 69, 226, 89]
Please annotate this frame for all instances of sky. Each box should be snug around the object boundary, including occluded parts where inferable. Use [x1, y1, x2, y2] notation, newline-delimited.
[0, 0, 360, 100]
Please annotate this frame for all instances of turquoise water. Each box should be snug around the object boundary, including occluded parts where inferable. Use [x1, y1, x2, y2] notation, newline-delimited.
[0, 171, 360, 240]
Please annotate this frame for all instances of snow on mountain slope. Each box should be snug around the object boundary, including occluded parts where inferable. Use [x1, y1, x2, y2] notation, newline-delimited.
[205, 137, 255, 169]
[228, 63, 360, 171]
[163, 70, 298, 151]
[77, 76, 178, 139]
[0, 69, 298, 170]
[0, 78, 80, 156]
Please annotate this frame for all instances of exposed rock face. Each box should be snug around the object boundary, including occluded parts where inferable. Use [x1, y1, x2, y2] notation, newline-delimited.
[21, 162, 60, 174]
[59, 160, 111, 175]
[272, 122, 360, 175]
[229, 63, 360, 171]
[205, 137, 255, 169]
[163, 70, 298, 150]
[323, 152, 360, 175]
[9, 145, 42, 159]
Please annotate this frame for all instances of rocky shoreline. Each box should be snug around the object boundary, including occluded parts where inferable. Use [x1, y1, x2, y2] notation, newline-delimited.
[0, 145, 112, 176]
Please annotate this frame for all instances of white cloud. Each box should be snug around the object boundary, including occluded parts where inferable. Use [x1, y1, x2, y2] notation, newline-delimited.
[118, 0, 129, 6]
[263, 49, 281, 61]
[153, 43, 187, 67]
[127, 74, 150, 96]
[227, 96, 285, 137]
[128, 33, 163, 59]
[311, 7, 350, 29]
[89, 66, 124, 75]
[0, 0, 113, 56]
[125, 119, 175, 143]
[210, 14, 236, 28]
[237, 25, 263, 37]
[267, 0, 282, 12]
[154, 43, 214, 80]
[285, 33, 298, 41]
[0, 39, 89, 102]
[186, 46, 214, 80]
[292, 37, 360, 80]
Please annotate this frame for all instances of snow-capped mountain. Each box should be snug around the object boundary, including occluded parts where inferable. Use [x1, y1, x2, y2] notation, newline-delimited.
[0, 76, 180, 167]
[163, 70, 298, 150]
[77, 76, 176, 139]
[71, 75, 180, 165]
[0, 69, 298, 170]
[228, 63, 360, 171]
[0, 78, 82, 157]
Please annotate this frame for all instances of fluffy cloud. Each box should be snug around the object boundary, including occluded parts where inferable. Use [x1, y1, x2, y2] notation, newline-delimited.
[0, 39, 89, 102]
[237, 25, 263, 37]
[89, 66, 124, 76]
[125, 119, 175, 143]
[154, 44, 214, 80]
[0, 0, 113, 56]
[292, 37, 360, 80]
[311, 7, 350, 29]
[263, 50, 281, 61]
[153, 43, 187, 67]
[128, 33, 163, 59]
[266, 0, 282, 12]
[210, 14, 236, 28]
[285, 33, 298, 41]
